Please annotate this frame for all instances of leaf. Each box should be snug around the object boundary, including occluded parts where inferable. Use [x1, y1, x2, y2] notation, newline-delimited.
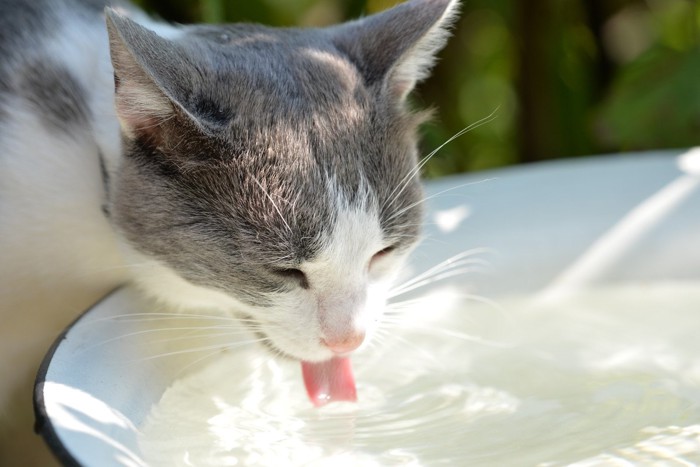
[596, 45, 700, 150]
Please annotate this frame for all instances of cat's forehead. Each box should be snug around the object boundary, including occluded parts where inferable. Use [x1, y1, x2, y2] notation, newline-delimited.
[180, 24, 366, 116]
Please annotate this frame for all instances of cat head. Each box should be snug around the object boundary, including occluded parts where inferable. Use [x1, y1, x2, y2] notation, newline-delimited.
[105, 0, 460, 362]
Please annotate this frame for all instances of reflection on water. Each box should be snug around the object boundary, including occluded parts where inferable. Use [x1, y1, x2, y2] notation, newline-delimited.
[139, 282, 700, 466]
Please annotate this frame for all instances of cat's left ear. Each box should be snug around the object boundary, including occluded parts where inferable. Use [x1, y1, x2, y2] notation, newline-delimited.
[333, 0, 460, 101]
[104, 9, 206, 148]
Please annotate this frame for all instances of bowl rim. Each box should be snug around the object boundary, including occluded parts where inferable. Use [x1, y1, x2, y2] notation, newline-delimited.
[33, 287, 123, 467]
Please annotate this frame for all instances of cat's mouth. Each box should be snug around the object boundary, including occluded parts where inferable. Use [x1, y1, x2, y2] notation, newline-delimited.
[248, 324, 357, 406]
[251, 328, 297, 361]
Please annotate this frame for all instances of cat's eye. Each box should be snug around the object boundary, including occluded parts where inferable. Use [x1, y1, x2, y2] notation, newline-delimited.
[272, 267, 309, 289]
[370, 245, 397, 266]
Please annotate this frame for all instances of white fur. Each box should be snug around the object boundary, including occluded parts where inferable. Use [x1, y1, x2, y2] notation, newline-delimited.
[114, 212, 397, 364]
[116, 177, 402, 363]
[251, 179, 407, 362]
[0, 7, 181, 408]
[393, 0, 461, 96]
[307, 205, 392, 349]
[120, 244, 251, 314]
[0, 17, 118, 409]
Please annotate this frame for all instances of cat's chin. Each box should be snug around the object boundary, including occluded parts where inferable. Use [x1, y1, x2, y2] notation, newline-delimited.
[120, 251, 333, 360]
[259, 328, 339, 362]
[117, 245, 376, 363]
[254, 332, 335, 363]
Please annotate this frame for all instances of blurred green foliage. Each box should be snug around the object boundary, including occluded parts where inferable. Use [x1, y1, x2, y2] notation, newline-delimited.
[134, 0, 700, 177]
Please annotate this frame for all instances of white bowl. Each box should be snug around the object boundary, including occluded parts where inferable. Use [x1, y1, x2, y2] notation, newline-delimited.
[35, 149, 700, 466]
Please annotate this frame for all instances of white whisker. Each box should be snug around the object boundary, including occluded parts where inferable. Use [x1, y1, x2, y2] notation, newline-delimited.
[95, 312, 242, 323]
[250, 174, 292, 234]
[390, 267, 487, 298]
[130, 338, 267, 364]
[390, 248, 494, 295]
[382, 108, 500, 212]
[142, 329, 261, 348]
[172, 347, 243, 378]
[86, 324, 252, 349]
[393, 256, 490, 292]
[387, 178, 495, 223]
[372, 327, 445, 367]
[385, 300, 427, 311]
[385, 296, 441, 311]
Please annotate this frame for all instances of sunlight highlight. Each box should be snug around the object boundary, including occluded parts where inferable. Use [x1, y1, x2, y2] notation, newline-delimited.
[433, 204, 471, 233]
[41, 382, 146, 467]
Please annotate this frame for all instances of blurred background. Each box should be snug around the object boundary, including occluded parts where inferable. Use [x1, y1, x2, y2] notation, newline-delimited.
[134, 0, 700, 177]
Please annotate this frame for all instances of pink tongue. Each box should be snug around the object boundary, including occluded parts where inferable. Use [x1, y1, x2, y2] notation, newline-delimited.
[301, 357, 357, 407]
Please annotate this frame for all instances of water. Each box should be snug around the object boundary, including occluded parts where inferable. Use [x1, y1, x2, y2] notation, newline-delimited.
[139, 282, 700, 466]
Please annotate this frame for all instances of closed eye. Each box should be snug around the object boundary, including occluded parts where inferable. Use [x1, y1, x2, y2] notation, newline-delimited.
[272, 267, 309, 289]
[370, 245, 397, 267]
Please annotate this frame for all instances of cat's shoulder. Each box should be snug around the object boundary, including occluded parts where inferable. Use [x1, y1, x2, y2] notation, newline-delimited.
[0, 0, 110, 48]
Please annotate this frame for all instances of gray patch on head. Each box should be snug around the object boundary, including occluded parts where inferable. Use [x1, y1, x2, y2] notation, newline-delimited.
[18, 59, 90, 133]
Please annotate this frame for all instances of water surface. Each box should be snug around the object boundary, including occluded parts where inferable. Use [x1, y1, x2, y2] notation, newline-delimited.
[140, 281, 700, 466]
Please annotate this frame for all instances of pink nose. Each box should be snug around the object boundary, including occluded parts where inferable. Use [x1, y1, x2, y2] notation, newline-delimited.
[322, 332, 365, 354]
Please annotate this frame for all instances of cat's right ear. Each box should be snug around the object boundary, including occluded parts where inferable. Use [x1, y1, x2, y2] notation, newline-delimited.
[332, 0, 460, 102]
[105, 9, 203, 147]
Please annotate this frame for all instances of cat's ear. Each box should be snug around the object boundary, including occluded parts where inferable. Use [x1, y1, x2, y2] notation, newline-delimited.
[105, 9, 202, 145]
[333, 0, 459, 100]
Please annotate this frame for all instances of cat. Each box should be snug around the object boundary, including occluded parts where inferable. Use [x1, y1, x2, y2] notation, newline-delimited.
[0, 0, 459, 463]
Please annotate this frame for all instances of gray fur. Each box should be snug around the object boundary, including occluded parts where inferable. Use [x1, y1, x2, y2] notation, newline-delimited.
[98, 150, 111, 217]
[104, 4, 453, 305]
[0, 0, 456, 340]
[0, 0, 125, 128]
[18, 59, 90, 132]
[334, 0, 457, 90]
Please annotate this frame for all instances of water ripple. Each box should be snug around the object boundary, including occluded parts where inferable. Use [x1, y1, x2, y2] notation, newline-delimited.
[139, 282, 700, 466]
